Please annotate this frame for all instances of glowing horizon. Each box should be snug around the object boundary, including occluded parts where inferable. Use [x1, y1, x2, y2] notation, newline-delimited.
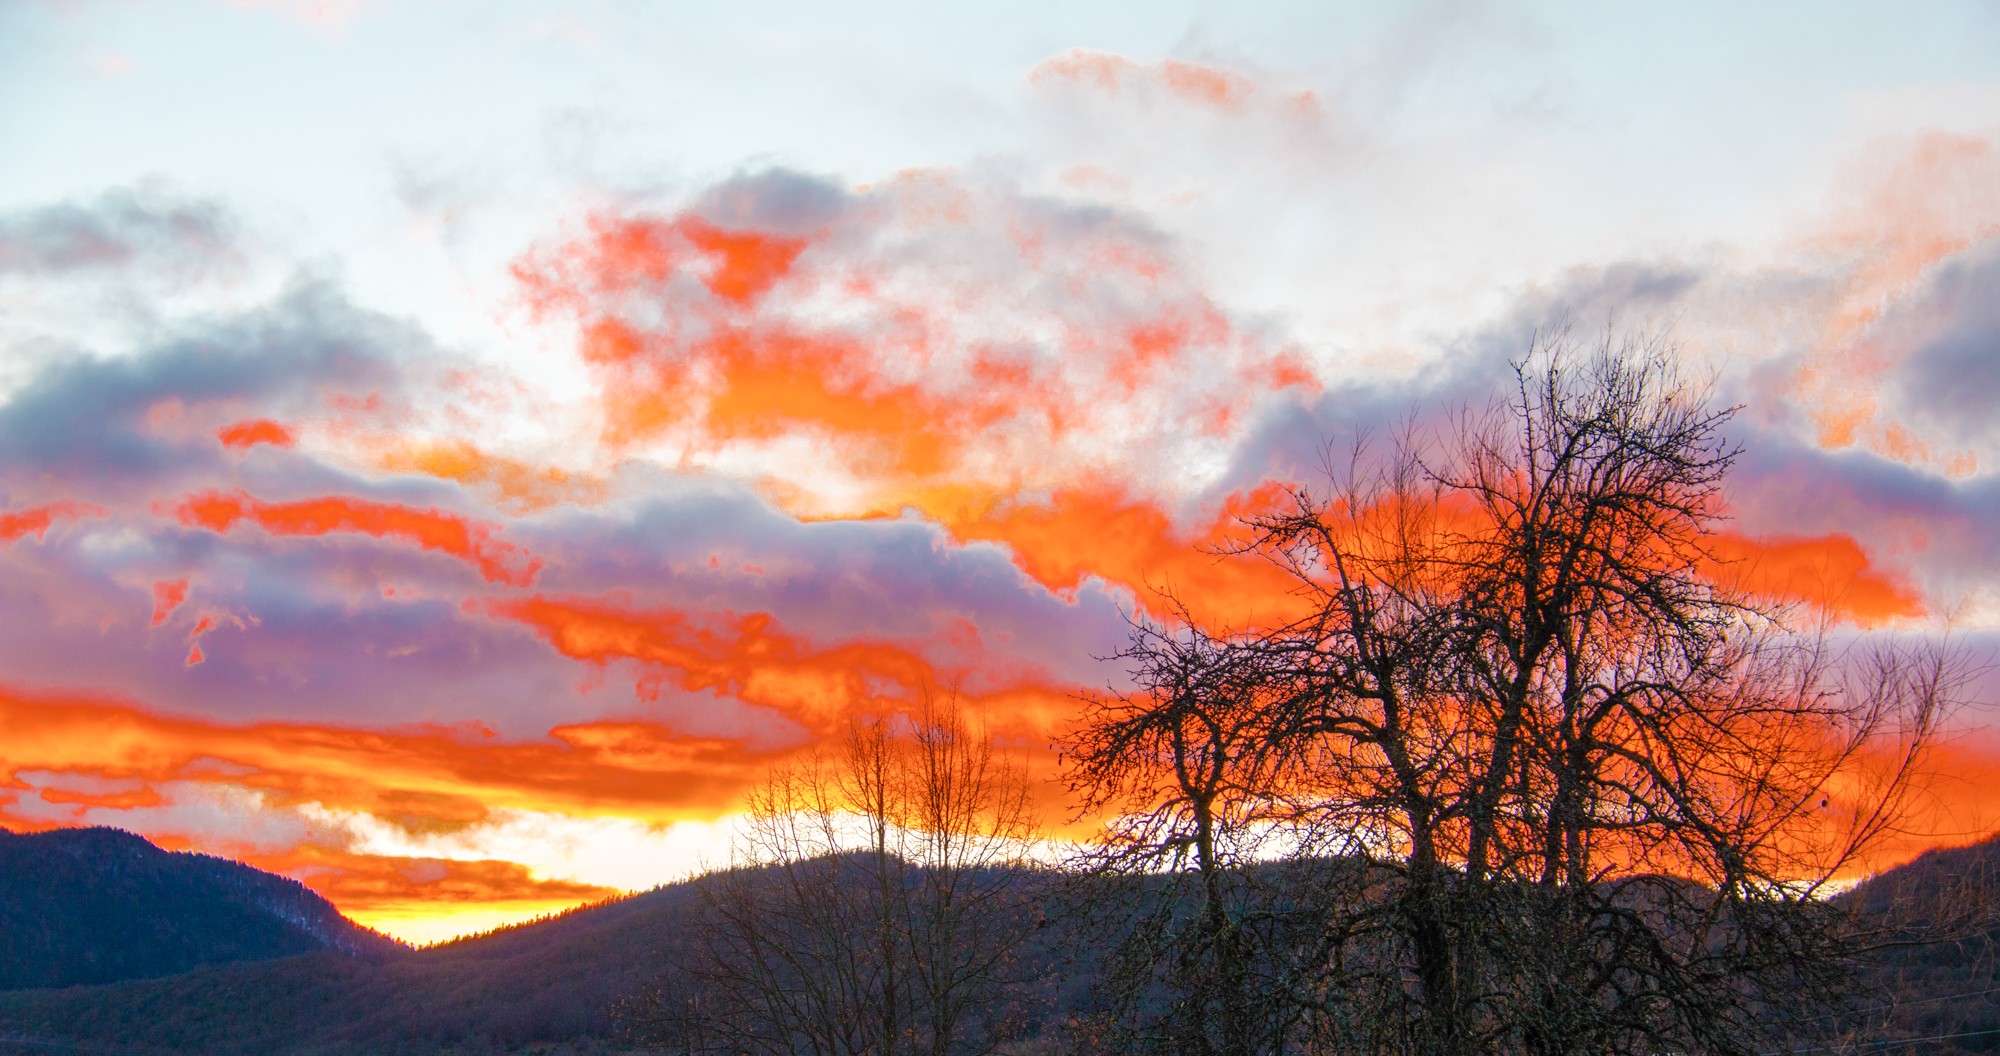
[3, 1, 1998, 944]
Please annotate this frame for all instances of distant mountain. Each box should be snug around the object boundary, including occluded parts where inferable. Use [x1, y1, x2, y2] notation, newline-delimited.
[0, 875, 713, 1056]
[1836, 834, 2000, 1054]
[0, 826, 400, 991]
[3, 834, 1999, 1056]
[0, 855, 1074, 1056]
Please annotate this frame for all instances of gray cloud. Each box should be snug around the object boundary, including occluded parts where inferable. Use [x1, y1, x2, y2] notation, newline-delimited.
[1883, 240, 2000, 449]
[0, 188, 239, 278]
[1211, 260, 1705, 503]
[1729, 426, 2000, 604]
[693, 168, 851, 235]
[0, 466, 1139, 739]
[0, 283, 406, 495]
[525, 474, 1135, 689]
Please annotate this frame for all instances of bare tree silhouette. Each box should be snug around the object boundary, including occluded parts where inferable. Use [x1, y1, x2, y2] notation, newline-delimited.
[1066, 334, 1966, 1056]
[629, 691, 1045, 1056]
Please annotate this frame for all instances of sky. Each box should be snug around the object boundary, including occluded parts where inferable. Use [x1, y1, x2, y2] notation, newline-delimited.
[2, 0, 1999, 945]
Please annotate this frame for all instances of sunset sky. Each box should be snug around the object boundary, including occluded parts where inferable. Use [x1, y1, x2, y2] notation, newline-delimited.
[3, 1, 1999, 944]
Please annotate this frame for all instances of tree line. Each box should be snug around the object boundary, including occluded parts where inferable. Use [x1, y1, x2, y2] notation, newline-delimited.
[624, 336, 1974, 1056]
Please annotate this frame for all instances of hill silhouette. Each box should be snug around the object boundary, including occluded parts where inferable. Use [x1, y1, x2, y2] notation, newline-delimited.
[1, 828, 1998, 1054]
[1835, 836, 2000, 1053]
[0, 879, 705, 1055]
[0, 840, 1072, 1056]
[0, 826, 399, 992]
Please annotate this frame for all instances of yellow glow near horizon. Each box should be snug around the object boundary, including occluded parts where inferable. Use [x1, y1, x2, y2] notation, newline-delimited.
[350, 898, 617, 948]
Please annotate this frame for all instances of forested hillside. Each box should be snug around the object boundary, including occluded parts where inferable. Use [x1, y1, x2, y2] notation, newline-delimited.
[0, 829, 1997, 1055]
[1841, 837, 2000, 1052]
[0, 827, 397, 991]
[0, 879, 693, 1055]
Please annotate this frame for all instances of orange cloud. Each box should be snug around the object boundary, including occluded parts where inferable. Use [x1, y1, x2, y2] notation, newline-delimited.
[1870, 734, 2000, 868]
[0, 684, 782, 827]
[31, 783, 165, 813]
[1030, 50, 1255, 110]
[1793, 131, 2000, 467]
[488, 594, 1086, 842]
[1030, 49, 1135, 93]
[0, 674, 1064, 939]
[246, 844, 617, 921]
[515, 213, 813, 323]
[180, 612, 240, 668]
[0, 501, 104, 543]
[939, 482, 1311, 631]
[171, 490, 542, 586]
[216, 418, 296, 450]
[511, 177, 1323, 634]
[150, 579, 189, 626]
[511, 173, 1318, 523]
[376, 440, 607, 513]
[494, 597, 944, 731]
[951, 483, 1922, 632]
[1707, 531, 1925, 626]
[489, 595, 1082, 741]
[106, 836, 614, 945]
[931, 480, 1924, 634]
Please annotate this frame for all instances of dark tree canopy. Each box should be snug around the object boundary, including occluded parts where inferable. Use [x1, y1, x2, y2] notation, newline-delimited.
[1065, 335, 1960, 1056]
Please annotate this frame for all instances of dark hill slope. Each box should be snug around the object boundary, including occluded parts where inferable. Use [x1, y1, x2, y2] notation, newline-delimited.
[1837, 835, 2000, 1054]
[0, 858, 1085, 1056]
[7, 839, 2000, 1055]
[0, 826, 398, 990]
[0, 879, 711, 1056]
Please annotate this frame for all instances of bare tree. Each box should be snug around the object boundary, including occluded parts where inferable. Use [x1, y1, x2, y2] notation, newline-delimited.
[1066, 334, 1966, 1056]
[630, 691, 1046, 1056]
[1063, 609, 1341, 1056]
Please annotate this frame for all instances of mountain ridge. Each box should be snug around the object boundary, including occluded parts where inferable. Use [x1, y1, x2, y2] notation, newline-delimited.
[0, 825, 401, 992]
[0, 827, 1996, 1054]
